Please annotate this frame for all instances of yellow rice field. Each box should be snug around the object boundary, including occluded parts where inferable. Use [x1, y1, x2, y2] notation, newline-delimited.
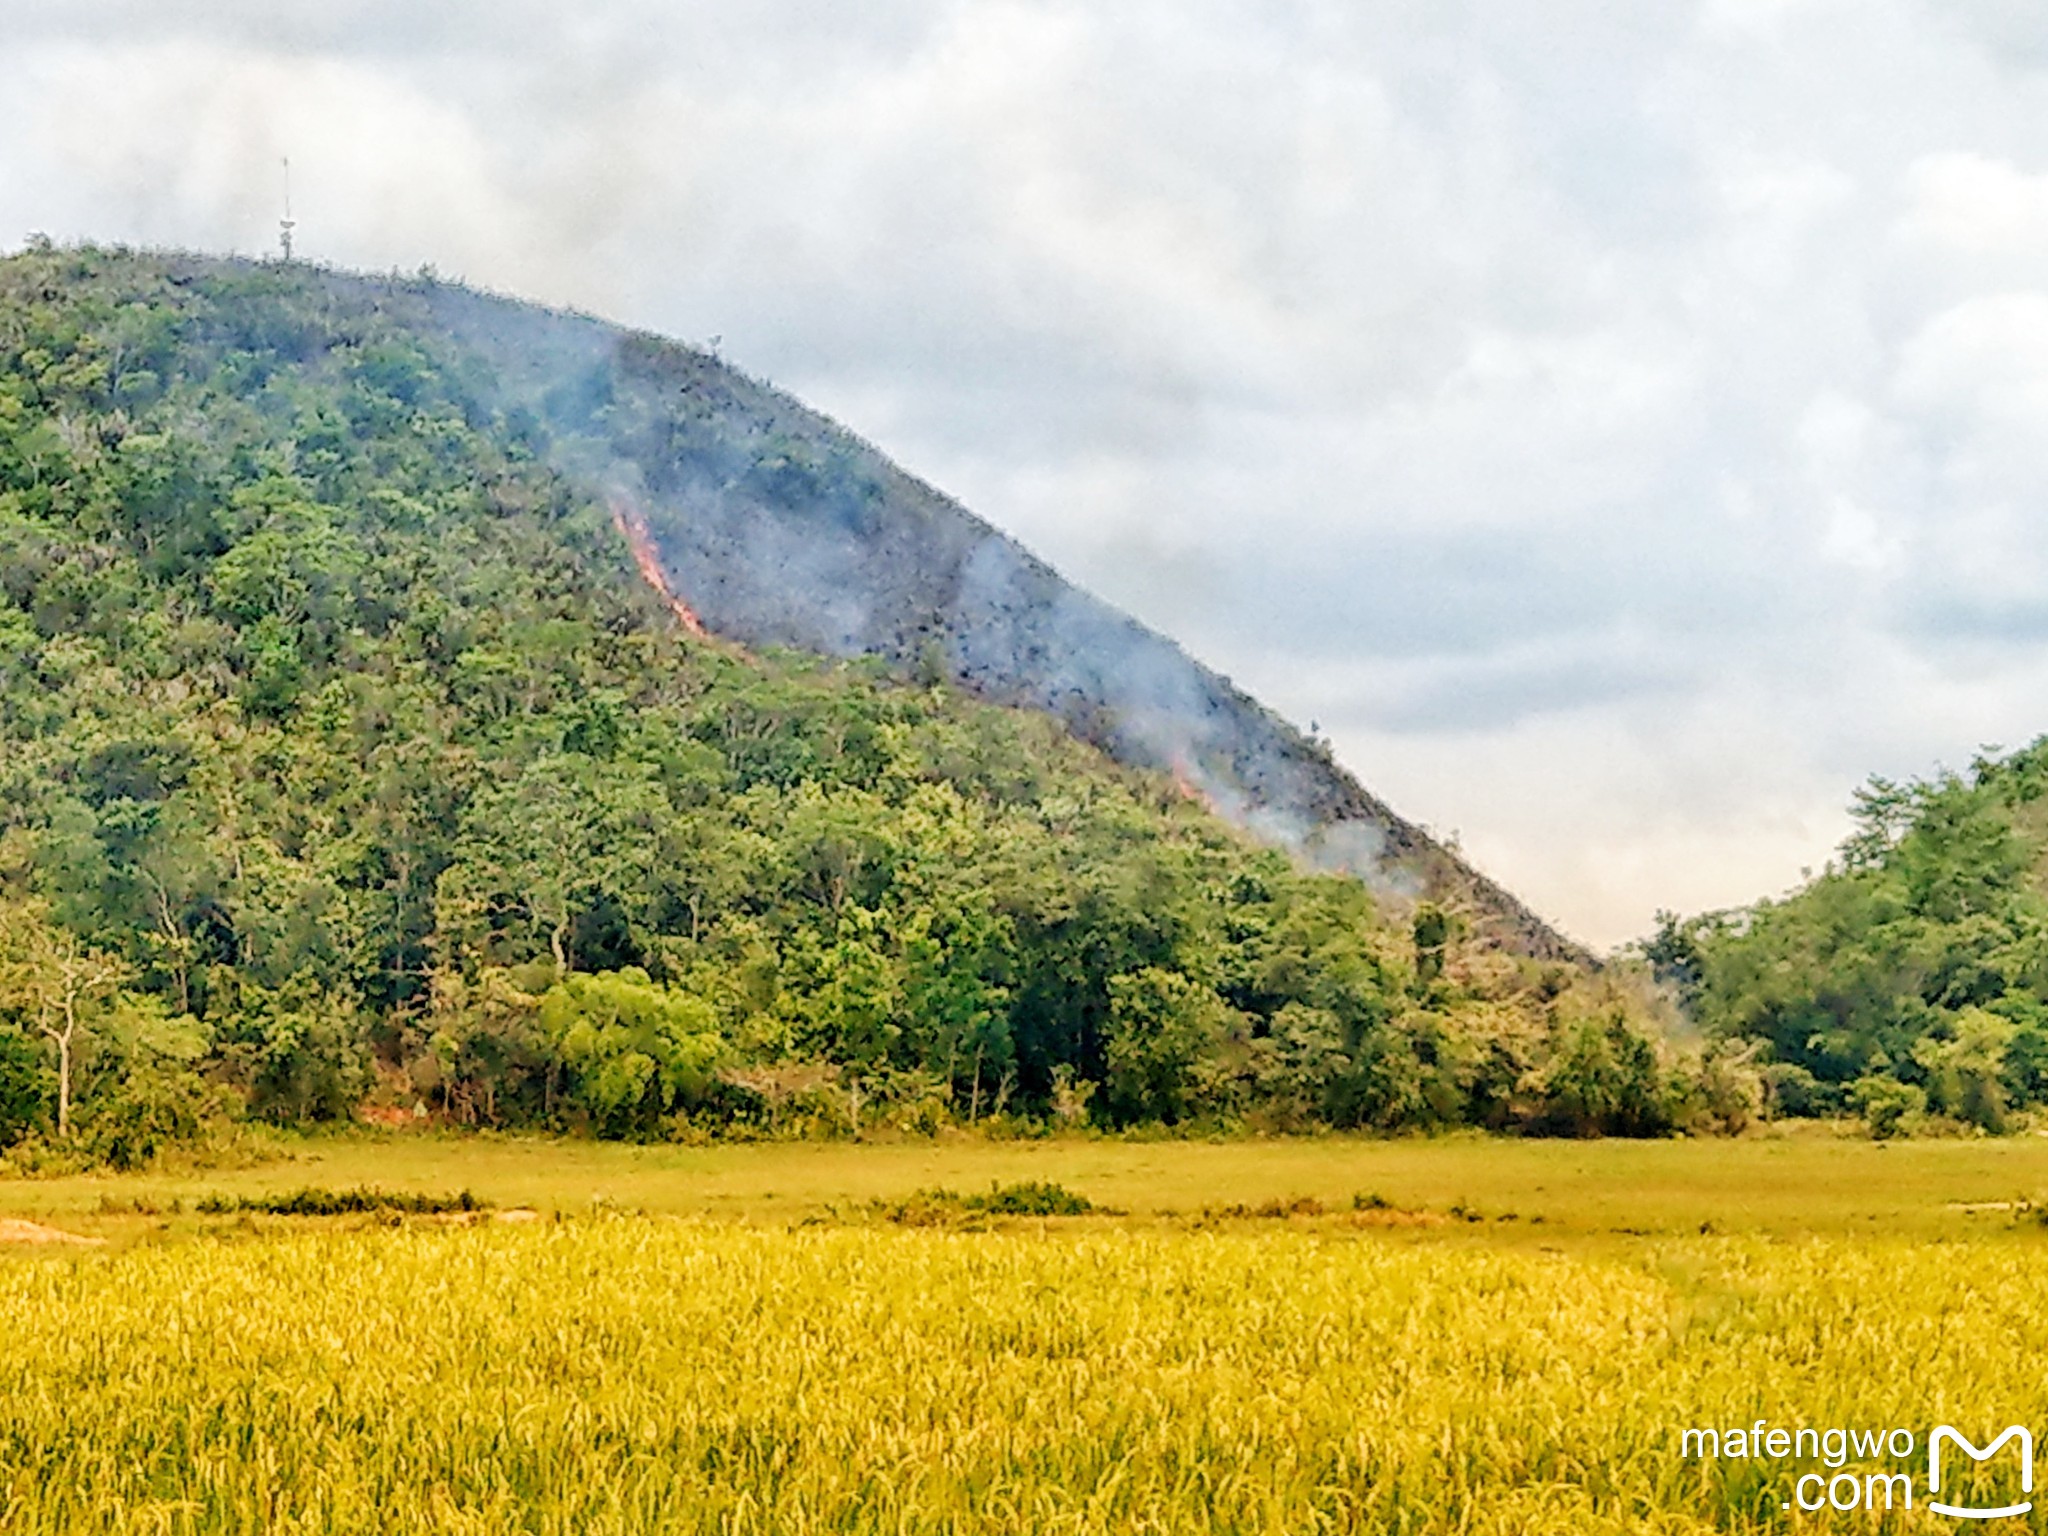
[5, 1214, 2046, 1533]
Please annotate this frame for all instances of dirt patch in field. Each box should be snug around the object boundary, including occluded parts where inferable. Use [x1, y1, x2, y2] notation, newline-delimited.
[0, 1219, 102, 1246]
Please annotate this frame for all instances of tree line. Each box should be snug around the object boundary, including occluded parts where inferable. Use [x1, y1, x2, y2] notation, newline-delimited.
[1648, 741, 2048, 1135]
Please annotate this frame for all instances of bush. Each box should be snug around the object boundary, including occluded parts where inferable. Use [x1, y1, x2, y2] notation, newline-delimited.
[0, 1029, 51, 1147]
[1851, 1076, 1926, 1139]
[540, 970, 725, 1139]
[1675, 1040, 1765, 1134]
[876, 1180, 1096, 1223]
[75, 1069, 221, 1171]
[197, 1186, 486, 1217]
[215, 979, 367, 1124]
[1529, 1010, 1676, 1137]
[969, 1180, 1095, 1216]
[1104, 969, 1231, 1125]
[1760, 1061, 1836, 1118]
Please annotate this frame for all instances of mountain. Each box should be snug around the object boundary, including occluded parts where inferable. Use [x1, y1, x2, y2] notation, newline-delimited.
[0, 243, 1685, 1152]
[367, 268, 1584, 963]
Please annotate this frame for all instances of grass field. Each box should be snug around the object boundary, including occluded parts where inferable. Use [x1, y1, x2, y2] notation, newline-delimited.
[7, 1131, 2048, 1532]
[7, 1125, 2048, 1243]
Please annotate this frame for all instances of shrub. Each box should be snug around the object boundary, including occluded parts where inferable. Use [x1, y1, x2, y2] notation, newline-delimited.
[969, 1180, 1094, 1216]
[197, 1186, 487, 1217]
[1851, 1076, 1926, 1140]
[876, 1180, 1095, 1223]
[0, 1029, 50, 1147]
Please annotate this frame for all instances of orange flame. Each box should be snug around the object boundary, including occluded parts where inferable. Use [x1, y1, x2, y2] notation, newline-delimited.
[609, 492, 708, 638]
[1169, 756, 1216, 813]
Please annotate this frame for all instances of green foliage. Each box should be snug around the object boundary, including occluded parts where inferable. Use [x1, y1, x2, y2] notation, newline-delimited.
[75, 1066, 222, 1171]
[0, 245, 1684, 1148]
[1662, 741, 2048, 1133]
[1528, 1006, 1676, 1138]
[1411, 902, 1453, 984]
[877, 1179, 1096, 1223]
[197, 1186, 485, 1216]
[969, 1179, 1095, 1216]
[0, 1028, 49, 1145]
[213, 977, 365, 1124]
[1104, 967, 1229, 1124]
[1851, 1076, 1926, 1140]
[539, 969, 724, 1137]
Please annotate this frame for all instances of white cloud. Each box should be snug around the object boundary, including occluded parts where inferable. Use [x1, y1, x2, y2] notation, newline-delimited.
[1818, 498, 1904, 575]
[1, 39, 544, 280]
[1896, 291, 2048, 423]
[1899, 153, 2048, 258]
[5, 0, 2048, 947]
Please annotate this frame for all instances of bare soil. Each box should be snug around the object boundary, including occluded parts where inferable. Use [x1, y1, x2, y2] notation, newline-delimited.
[0, 1218, 101, 1245]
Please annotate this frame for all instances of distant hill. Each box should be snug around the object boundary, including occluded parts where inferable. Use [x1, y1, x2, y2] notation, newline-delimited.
[0, 244, 1688, 1152]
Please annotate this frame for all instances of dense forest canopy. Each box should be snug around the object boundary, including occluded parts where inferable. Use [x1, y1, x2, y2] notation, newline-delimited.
[0, 245, 1741, 1162]
[1651, 739, 2048, 1134]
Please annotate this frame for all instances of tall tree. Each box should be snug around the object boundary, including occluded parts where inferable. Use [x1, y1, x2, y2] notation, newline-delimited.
[0, 900, 132, 1137]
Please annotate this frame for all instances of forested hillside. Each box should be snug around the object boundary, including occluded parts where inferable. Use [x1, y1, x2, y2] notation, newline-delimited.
[404, 270, 1583, 963]
[0, 245, 1730, 1161]
[1653, 740, 2048, 1133]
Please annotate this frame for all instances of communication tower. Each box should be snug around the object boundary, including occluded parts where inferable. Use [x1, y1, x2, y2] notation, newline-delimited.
[279, 158, 296, 262]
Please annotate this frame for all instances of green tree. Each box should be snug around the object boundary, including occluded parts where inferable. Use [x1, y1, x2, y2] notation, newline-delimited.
[1852, 1075, 1926, 1139]
[1103, 967, 1229, 1124]
[1531, 1007, 1672, 1138]
[0, 1027, 49, 1145]
[539, 969, 725, 1137]
[1910, 1006, 2012, 1131]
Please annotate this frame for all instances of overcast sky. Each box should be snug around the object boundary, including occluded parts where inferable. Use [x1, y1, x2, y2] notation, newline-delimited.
[6, 0, 2048, 948]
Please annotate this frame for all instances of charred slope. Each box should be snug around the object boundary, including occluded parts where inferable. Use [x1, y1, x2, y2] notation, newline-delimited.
[296, 264, 1579, 962]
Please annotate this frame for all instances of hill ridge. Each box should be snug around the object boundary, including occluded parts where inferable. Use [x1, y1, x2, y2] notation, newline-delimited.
[35, 245, 1587, 963]
[333, 260, 1585, 963]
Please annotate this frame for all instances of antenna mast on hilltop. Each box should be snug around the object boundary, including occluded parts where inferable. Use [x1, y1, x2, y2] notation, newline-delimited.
[279, 158, 296, 262]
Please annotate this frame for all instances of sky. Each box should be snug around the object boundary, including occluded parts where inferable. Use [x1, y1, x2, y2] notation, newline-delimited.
[4, 0, 2048, 949]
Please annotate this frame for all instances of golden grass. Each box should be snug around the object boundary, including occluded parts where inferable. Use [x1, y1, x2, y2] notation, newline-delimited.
[10, 1126, 2048, 1244]
[8, 1134, 2048, 1530]
[3, 1217, 2045, 1532]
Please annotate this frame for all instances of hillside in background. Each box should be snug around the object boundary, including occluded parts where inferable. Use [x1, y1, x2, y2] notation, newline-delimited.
[379, 267, 1585, 964]
[0, 245, 1715, 1160]
[1653, 738, 2048, 1132]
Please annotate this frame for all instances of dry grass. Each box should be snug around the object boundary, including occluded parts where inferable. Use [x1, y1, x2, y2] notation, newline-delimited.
[11, 1126, 2048, 1246]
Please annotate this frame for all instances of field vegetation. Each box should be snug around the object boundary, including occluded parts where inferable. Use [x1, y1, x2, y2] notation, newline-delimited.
[6, 1135, 2048, 1532]
[10, 1129, 2048, 1244]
